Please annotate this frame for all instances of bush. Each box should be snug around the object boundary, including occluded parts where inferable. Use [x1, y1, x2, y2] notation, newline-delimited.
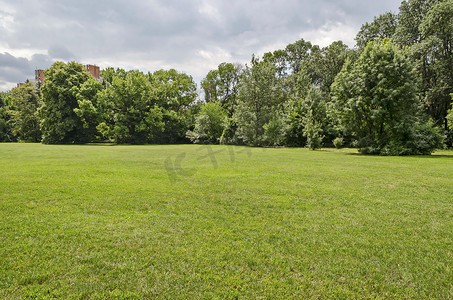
[333, 137, 344, 149]
[381, 120, 445, 155]
[263, 117, 285, 146]
[187, 102, 227, 144]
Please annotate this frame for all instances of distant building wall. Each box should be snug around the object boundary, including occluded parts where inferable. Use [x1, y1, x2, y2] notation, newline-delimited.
[84, 64, 101, 81]
[19, 64, 102, 87]
[35, 69, 46, 84]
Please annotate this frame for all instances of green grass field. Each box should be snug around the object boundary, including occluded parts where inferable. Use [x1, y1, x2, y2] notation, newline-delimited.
[0, 143, 452, 299]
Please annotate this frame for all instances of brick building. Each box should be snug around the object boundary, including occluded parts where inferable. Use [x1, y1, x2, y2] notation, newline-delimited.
[35, 69, 45, 84]
[18, 64, 102, 87]
[84, 64, 101, 81]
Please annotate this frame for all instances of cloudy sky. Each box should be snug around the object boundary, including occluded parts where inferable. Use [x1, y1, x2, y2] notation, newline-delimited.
[0, 0, 401, 91]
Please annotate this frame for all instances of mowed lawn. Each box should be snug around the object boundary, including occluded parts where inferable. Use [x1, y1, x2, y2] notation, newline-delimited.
[0, 144, 452, 299]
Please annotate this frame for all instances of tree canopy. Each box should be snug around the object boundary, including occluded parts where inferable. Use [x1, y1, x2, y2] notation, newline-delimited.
[2, 0, 451, 155]
[40, 62, 94, 144]
[331, 39, 444, 155]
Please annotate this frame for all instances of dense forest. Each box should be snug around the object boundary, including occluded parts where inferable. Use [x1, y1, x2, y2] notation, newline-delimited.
[1, 0, 452, 155]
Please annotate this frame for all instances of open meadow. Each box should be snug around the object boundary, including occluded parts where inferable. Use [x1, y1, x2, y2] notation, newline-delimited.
[0, 143, 452, 298]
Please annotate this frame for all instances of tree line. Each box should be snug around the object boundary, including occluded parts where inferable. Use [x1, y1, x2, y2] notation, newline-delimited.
[1, 0, 452, 155]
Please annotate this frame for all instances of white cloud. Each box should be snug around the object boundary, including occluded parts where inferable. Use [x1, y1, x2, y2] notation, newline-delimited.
[0, 11, 14, 31]
[198, 1, 220, 20]
[300, 22, 359, 48]
[0, 47, 47, 60]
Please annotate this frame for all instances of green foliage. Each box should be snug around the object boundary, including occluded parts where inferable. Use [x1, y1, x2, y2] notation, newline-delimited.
[333, 137, 344, 149]
[201, 63, 243, 115]
[263, 115, 286, 146]
[394, 0, 444, 46]
[219, 117, 238, 145]
[303, 121, 323, 150]
[100, 67, 127, 85]
[4, 2, 451, 152]
[39, 61, 93, 144]
[96, 68, 196, 144]
[393, 0, 452, 145]
[355, 12, 398, 49]
[9, 82, 42, 142]
[73, 77, 104, 141]
[97, 70, 165, 144]
[309, 41, 351, 94]
[263, 49, 290, 78]
[151, 69, 197, 111]
[383, 119, 445, 155]
[234, 59, 284, 146]
[279, 69, 312, 147]
[187, 102, 227, 144]
[301, 87, 326, 150]
[418, 0, 453, 133]
[263, 38, 350, 96]
[0, 92, 15, 142]
[151, 69, 197, 144]
[284, 39, 314, 73]
[447, 93, 453, 129]
[289, 66, 312, 97]
[282, 100, 306, 147]
[331, 39, 443, 155]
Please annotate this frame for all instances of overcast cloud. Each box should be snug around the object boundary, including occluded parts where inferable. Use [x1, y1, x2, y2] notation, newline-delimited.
[0, 0, 401, 91]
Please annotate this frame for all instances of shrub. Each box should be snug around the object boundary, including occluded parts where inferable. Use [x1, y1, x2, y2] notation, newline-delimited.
[333, 137, 344, 149]
[187, 102, 227, 144]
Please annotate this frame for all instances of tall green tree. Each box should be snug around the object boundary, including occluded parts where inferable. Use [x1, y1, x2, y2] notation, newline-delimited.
[309, 41, 351, 94]
[73, 77, 104, 141]
[393, 0, 449, 131]
[9, 82, 42, 142]
[150, 69, 197, 143]
[39, 61, 94, 144]
[201, 63, 243, 115]
[285, 39, 315, 74]
[263, 49, 290, 78]
[97, 70, 164, 144]
[301, 87, 327, 150]
[419, 0, 453, 135]
[234, 58, 284, 146]
[355, 12, 398, 49]
[0, 92, 15, 142]
[331, 39, 444, 155]
[280, 68, 312, 147]
[394, 0, 444, 46]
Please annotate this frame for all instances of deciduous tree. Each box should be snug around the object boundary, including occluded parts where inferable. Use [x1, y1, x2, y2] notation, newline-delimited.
[331, 39, 444, 155]
[150, 69, 197, 143]
[97, 70, 164, 144]
[40, 62, 93, 144]
[9, 82, 42, 142]
[234, 59, 284, 146]
[0, 92, 15, 142]
[201, 63, 243, 115]
[419, 0, 453, 136]
[355, 12, 398, 49]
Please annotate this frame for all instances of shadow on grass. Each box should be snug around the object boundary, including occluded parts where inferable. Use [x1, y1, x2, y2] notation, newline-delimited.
[346, 152, 453, 158]
[319, 147, 453, 158]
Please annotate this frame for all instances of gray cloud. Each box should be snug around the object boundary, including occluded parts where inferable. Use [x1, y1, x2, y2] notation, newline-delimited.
[0, 0, 401, 91]
[48, 46, 77, 61]
[0, 52, 53, 90]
